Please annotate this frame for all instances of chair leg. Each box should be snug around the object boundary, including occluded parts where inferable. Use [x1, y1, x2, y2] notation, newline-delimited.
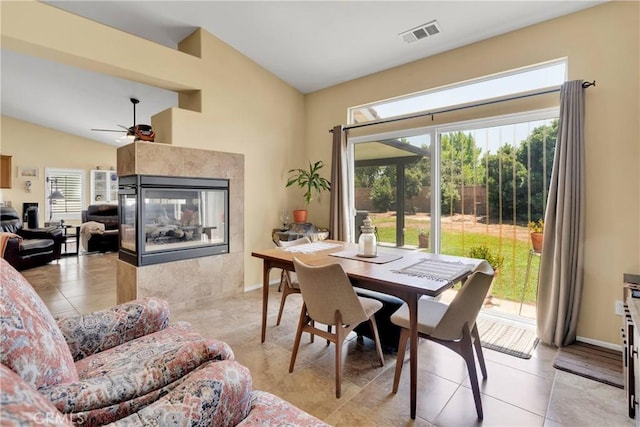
[460, 326, 483, 419]
[471, 322, 488, 379]
[392, 328, 410, 394]
[368, 316, 385, 367]
[289, 304, 308, 373]
[276, 281, 298, 326]
[335, 312, 344, 398]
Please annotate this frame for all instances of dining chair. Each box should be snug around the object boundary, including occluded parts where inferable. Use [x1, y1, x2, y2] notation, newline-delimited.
[289, 257, 385, 398]
[275, 236, 311, 326]
[390, 262, 494, 419]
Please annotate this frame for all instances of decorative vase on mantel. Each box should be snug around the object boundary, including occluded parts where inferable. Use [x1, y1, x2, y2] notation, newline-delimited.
[292, 209, 308, 223]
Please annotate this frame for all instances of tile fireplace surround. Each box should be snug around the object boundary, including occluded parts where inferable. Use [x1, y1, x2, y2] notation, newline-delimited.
[116, 142, 244, 310]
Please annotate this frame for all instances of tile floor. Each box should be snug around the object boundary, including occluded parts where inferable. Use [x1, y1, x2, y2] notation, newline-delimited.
[23, 253, 632, 427]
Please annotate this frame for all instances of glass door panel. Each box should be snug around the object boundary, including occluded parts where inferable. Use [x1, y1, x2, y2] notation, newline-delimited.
[438, 118, 557, 319]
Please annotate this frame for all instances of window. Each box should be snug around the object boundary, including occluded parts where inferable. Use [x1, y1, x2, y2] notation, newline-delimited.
[348, 59, 566, 124]
[45, 168, 84, 222]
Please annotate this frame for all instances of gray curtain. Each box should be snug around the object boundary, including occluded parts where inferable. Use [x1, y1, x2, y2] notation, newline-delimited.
[536, 80, 586, 347]
[329, 125, 351, 241]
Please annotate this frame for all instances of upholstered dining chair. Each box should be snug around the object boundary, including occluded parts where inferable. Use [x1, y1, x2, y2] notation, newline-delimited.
[289, 257, 385, 398]
[390, 262, 494, 419]
[275, 236, 311, 326]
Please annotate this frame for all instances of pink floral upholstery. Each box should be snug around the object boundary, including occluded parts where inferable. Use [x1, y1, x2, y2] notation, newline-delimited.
[112, 360, 253, 426]
[1, 258, 327, 426]
[238, 391, 328, 426]
[56, 297, 170, 361]
[0, 258, 79, 389]
[0, 364, 73, 427]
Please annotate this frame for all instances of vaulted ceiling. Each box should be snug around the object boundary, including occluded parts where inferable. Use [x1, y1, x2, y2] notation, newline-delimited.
[1, 1, 603, 146]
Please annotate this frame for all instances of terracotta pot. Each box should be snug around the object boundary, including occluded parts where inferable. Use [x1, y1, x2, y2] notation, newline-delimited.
[530, 232, 543, 253]
[292, 209, 308, 223]
[418, 233, 430, 248]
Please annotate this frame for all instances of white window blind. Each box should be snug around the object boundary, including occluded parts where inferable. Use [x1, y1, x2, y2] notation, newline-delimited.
[46, 169, 84, 220]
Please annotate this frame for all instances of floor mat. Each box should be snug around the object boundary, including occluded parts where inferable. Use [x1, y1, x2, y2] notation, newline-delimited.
[552, 341, 623, 388]
[476, 317, 539, 359]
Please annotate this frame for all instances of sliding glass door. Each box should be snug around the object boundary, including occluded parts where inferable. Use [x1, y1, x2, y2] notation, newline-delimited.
[349, 109, 558, 320]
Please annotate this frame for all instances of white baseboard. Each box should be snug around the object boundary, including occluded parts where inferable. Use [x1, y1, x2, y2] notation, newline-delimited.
[576, 335, 621, 352]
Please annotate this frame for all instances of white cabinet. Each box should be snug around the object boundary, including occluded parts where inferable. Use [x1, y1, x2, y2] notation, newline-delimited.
[90, 170, 118, 203]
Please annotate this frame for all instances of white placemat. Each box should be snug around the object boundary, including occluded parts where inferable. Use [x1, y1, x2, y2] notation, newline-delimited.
[283, 242, 342, 254]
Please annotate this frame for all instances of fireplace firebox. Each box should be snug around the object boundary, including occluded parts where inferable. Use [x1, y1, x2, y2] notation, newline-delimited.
[118, 175, 229, 266]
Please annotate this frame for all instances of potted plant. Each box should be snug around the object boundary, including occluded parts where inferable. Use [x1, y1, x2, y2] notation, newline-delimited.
[468, 245, 504, 306]
[286, 160, 331, 223]
[417, 227, 430, 249]
[528, 219, 544, 253]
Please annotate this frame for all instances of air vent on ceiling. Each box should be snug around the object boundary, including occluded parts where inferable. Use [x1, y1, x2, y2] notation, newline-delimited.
[399, 20, 441, 44]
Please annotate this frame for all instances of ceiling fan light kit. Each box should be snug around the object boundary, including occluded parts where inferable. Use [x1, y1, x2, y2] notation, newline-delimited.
[91, 97, 155, 142]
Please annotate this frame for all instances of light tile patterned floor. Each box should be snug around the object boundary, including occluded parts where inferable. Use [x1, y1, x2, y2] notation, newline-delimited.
[24, 253, 632, 426]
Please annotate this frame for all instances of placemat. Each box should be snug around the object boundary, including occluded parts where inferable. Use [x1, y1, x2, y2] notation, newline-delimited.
[282, 242, 342, 254]
[329, 250, 402, 264]
[392, 258, 473, 282]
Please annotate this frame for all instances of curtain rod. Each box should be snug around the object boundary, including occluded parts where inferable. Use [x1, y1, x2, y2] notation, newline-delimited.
[330, 80, 595, 133]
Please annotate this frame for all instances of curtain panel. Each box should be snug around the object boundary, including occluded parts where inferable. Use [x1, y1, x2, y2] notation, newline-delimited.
[329, 125, 351, 241]
[536, 80, 586, 347]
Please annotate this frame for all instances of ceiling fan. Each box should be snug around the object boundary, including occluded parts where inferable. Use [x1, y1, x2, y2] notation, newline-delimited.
[91, 97, 155, 142]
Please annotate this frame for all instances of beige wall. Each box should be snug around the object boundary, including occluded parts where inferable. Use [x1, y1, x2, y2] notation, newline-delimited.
[1, 1, 638, 345]
[0, 116, 117, 224]
[304, 1, 640, 345]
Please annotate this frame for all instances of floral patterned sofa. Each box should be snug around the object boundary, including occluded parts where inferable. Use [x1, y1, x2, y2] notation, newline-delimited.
[0, 258, 327, 426]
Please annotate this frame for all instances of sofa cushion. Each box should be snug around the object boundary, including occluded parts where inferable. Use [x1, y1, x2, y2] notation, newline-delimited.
[0, 364, 74, 427]
[111, 360, 253, 427]
[0, 259, 78, 389]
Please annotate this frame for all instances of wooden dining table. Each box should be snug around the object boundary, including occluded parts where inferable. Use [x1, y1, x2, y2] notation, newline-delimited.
[251, 240, 483, 419]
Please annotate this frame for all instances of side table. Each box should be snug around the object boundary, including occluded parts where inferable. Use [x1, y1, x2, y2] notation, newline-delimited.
[61, 225, 80, 256]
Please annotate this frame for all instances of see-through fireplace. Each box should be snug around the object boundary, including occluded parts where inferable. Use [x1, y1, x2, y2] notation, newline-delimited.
[118, 175, 229, 266]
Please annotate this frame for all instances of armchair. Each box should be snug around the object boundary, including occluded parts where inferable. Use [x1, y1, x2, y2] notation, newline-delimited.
[0, 258, 327, 426]
[0, 205, 63, 270]
[81, 204, 119, 253]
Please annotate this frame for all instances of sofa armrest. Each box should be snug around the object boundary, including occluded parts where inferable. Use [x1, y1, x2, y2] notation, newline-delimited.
[109, 360, 252, 427]
[40, 341, 233, 414]
[57, 297, 170, 361]
[18, 227, 63, 240]
[237, 390, 329, 426]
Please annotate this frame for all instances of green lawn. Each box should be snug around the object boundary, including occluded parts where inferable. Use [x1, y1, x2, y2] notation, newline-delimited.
[370, 216, 539, 304]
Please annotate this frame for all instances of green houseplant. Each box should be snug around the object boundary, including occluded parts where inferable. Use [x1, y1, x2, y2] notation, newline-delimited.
[468, 245, 504, 306]
[286, 160, 331, 223]
[528, 219, 544, 253]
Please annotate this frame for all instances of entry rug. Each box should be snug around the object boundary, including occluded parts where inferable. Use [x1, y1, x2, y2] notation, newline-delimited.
[476, 317, 539, 359]
[552, 341, 623, 388]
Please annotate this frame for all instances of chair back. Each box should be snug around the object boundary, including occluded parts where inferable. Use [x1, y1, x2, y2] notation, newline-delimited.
[292, 257, 368, 326]
[0, 206, 23, 233]
[277, 236, 311, 248]
[431, 265, 494, 341]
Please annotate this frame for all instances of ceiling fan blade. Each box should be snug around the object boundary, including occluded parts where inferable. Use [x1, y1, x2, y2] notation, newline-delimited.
[117, 124, 131, 131]
[91, 128, 126, 132]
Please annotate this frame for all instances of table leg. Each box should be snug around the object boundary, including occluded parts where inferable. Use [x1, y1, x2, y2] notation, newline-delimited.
[408, 294, 418, 419]
[261, 261, 272, 343]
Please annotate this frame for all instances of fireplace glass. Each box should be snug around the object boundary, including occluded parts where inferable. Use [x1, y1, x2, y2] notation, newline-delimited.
[119, 175, 229, 266]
